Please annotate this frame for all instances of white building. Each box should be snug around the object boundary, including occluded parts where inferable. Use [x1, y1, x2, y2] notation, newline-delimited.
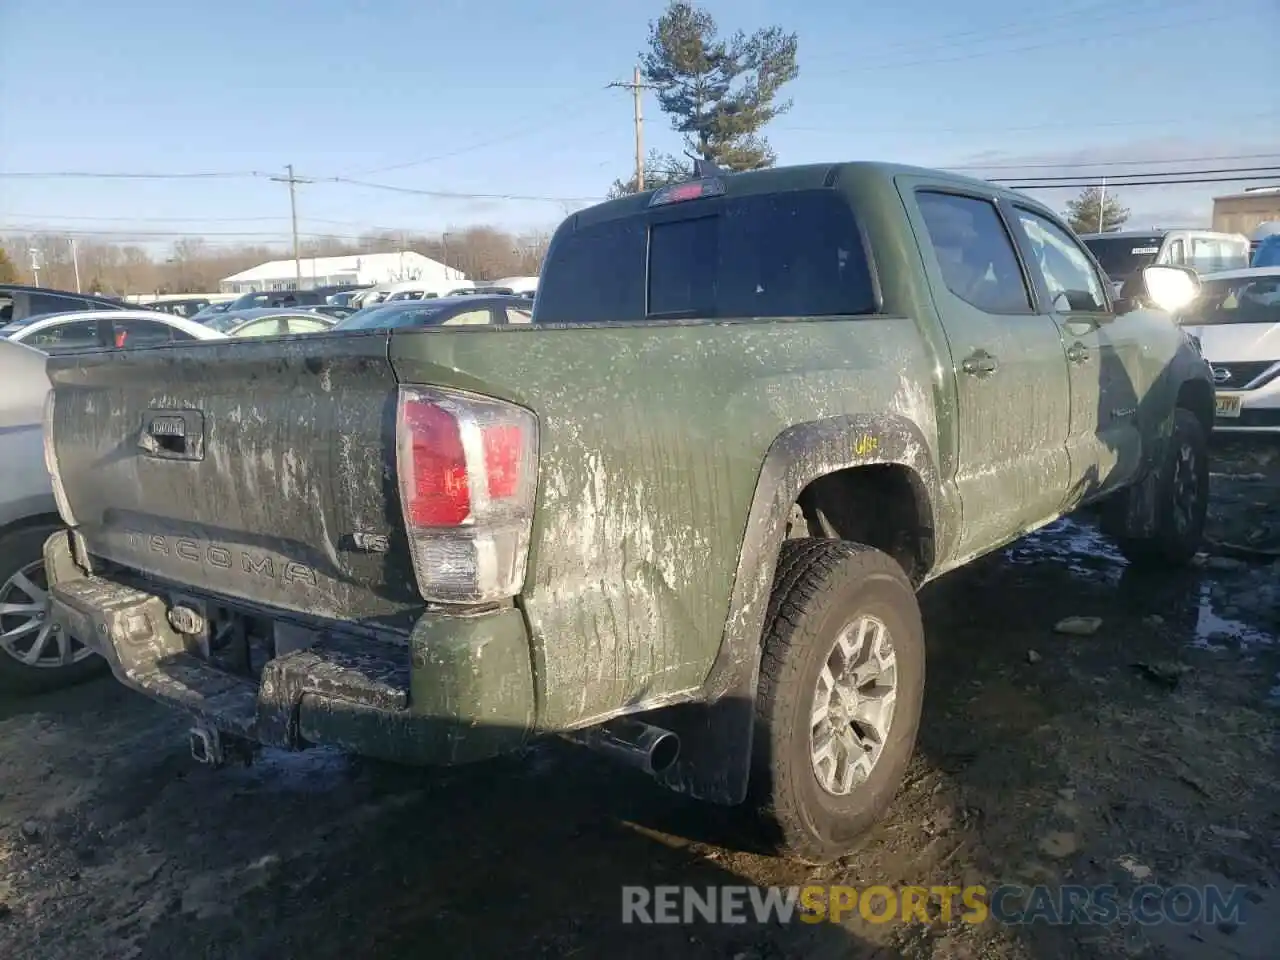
[219, 251, 464, 294]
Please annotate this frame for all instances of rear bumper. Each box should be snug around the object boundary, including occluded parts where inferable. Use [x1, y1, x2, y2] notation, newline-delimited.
[44, 532, 535, 765]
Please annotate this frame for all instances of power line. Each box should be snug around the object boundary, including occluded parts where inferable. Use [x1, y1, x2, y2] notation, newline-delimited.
[775, 111, 1278, 137]
[0, 227, 405, 240]
[803, 0, 1193, 67]
[339, 90, 609, 176]
[317, 176, 603, 203]
[0, 168, 603, 203]
[0, 213, 415, 229]
[2, 213, 299, 223]
[803, 11, 1247, 78]
[948, 151, 1280, 171]
[993, 166, 1280, 183]
[1000, 174, 1280, 189]
[639, 163, 1280, 189]
[0, 170, 263, 180]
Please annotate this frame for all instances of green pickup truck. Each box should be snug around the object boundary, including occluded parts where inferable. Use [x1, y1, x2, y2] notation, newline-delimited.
[44, 162, 1213, 861]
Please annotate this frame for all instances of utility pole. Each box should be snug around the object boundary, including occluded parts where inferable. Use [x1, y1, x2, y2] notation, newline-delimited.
[70, 237, 81, 292]
[270, 165, 310, 289]
[608, 65, 654, 192]
[28, 247, 40, 286]
[1097, 177, 1107, 233]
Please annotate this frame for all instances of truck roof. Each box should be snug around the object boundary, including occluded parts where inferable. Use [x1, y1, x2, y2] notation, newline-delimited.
[576, 160, 1036, 228]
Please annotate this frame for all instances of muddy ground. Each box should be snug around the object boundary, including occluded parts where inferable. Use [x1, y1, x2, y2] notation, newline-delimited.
[1, 440, 1278, 960]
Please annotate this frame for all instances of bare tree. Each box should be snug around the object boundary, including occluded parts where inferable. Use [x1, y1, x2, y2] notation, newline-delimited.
[0, 221, 559, 294]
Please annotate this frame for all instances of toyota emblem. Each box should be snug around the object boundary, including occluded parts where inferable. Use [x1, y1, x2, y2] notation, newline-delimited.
[1211, 366, 1232, 384]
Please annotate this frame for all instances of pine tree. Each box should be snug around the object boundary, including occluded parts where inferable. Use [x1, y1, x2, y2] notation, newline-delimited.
[606, 149, 690, 199]
[610, 2, 798, 195]
[1064, 186, 1130, 234]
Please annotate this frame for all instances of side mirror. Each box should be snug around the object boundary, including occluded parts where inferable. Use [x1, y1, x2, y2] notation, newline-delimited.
[1142, 265, 1200, 313]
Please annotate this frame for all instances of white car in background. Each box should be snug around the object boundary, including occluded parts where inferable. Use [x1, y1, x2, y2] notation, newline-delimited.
[1178, 265, 1280, 431]
[0, 339, 104, 693]
[0, 309, 226, 353]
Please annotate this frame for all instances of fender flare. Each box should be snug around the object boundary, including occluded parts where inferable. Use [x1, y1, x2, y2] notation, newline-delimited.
[648, 413, 940, 805]
[703, 412, 940, 701]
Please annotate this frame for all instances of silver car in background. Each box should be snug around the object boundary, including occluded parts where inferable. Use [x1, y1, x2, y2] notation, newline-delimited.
[0, 339, 102, 693]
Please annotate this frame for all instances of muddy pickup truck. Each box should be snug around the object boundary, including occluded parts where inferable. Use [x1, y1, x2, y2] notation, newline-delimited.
[43, 162, 1213, 861]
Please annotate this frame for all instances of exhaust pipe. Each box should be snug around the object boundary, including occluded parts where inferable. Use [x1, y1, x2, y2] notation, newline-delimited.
[563, 717, 681, 777]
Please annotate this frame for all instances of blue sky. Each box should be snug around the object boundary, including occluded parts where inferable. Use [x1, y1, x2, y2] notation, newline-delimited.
[1, 0, 1277, 251]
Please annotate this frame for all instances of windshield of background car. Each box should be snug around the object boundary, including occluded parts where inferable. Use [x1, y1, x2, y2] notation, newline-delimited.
[332, 304, 449, 330]
[535, 188, 877, 323]
[1179, 275, 1280, 326]
[1082, 236, 1164, 280]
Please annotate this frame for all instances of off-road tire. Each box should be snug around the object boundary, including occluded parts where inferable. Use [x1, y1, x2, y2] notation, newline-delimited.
[750, 538, 925, 863]
[0, 524, 105, 696]
[1115, 408, 1210, 567]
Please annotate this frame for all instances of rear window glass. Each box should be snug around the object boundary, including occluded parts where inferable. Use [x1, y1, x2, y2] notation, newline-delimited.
[536, 189, 877, 323]
[1082, 236, 1166, 281]
[333, 305, 448, 331]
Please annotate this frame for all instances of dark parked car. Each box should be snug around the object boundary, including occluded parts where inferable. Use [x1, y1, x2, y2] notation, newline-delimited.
[0, 284, 130, 325]
[225, 312, 337, 338]
[143, 298, 211, 319]
[332, 295, 533, 330]
[219, 289, 327, 313]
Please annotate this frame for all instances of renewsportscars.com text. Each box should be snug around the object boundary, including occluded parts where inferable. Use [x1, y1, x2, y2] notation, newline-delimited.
[621, 884, 1249, 926]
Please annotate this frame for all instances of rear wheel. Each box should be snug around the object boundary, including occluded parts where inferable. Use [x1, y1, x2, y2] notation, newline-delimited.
[0, 525, 104, 695]
[751, 539, 925, 862]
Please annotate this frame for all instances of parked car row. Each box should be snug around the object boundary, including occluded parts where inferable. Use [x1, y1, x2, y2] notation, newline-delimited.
[1079, 228, 1251, 294]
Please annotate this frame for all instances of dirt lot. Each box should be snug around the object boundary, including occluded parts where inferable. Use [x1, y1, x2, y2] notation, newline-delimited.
[1, 441, 1277, 960]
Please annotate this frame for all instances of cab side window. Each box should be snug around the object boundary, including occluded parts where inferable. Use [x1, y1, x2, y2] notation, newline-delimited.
[916, 192, 1032, 314]
[1012, 208, 1109, 313]
[1165, 239, 1186, 265]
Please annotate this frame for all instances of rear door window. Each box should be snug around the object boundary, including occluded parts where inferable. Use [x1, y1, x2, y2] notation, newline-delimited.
[113, 318, 175, 347]
[916, 191, 1032, 314]
[22, 318, 103, 351]
[536, 188, 877, 323]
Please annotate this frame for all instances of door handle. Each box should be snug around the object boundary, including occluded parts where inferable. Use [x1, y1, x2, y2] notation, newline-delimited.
[1066, 342, 1090, 364]
[962, 350, 999, 377]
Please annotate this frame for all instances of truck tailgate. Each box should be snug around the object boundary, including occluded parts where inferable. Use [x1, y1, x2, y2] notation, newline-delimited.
[46, 333, 423, 625]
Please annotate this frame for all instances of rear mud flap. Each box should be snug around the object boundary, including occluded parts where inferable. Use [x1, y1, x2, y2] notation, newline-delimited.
[1100, 457, 1162, 541]
[646, 699, 754, 805]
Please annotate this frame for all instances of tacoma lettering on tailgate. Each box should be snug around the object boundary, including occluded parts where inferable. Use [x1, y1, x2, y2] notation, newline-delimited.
[123, 531, 319, 587]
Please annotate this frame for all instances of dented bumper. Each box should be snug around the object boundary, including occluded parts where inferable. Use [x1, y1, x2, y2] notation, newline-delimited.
[44, 532, 536, 766]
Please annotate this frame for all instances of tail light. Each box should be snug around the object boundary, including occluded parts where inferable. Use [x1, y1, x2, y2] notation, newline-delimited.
[42, 389, 77, 526]
[395, 386, 538, 604]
